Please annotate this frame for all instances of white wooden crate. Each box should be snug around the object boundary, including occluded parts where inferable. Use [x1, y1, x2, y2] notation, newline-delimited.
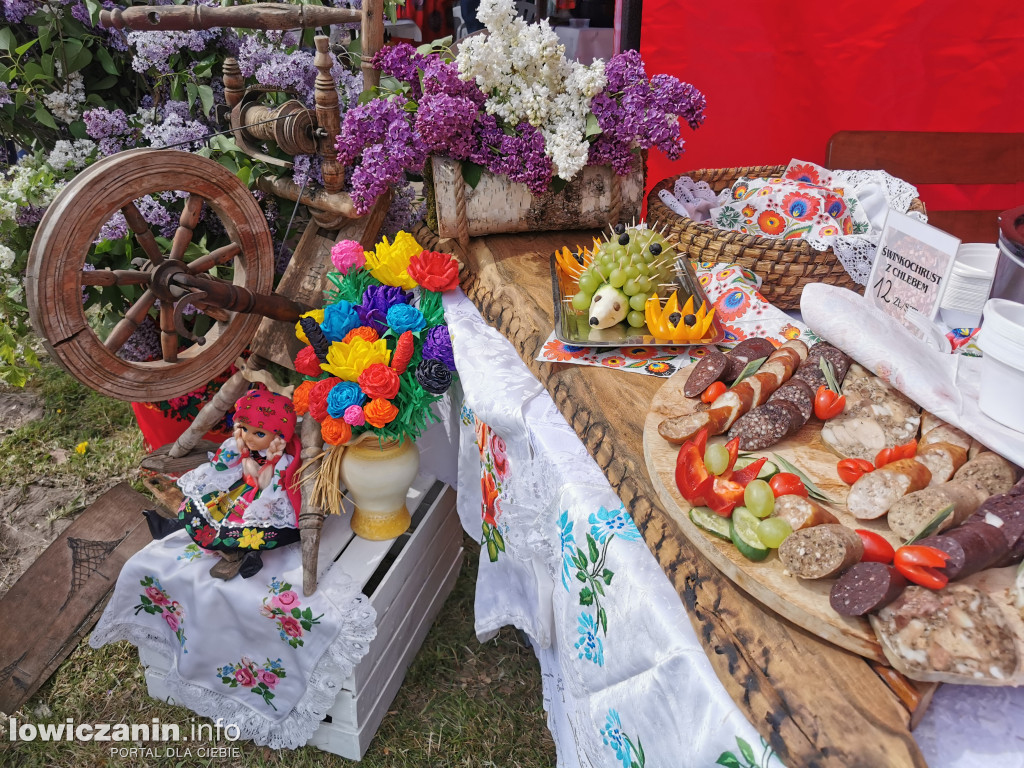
[140, 475, 463, 761]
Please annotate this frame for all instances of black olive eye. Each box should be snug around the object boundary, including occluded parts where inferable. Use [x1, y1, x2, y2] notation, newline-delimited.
[614, 224, 625, 235]
[617, 233, 630, 245]
[649, 242, 662, 256]
[668, 312, 682, 325]
[683, 314, 697, 326]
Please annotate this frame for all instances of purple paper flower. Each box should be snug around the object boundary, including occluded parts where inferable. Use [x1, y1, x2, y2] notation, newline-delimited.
[357, 284, 411, 333]
[422, 326, 455, 371]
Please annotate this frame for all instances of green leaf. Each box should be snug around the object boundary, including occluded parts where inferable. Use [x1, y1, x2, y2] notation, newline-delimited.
[598, 606, 607, 633]
[819, 356, 841, 394]
[33, 104, 57, 130]
[732, 356, 768, 386]
[69, 120, 87, 139]
[716, 753, 742, 768]
[94, 44, 118, 76]
[906, 504, 954, 545]
[357, 89, 376, 105]
[736, 737, 756, 765]
[15, 39, 38, 56]
[492, 527, 505, 552]
[585, 112, 602, 138]
[587, 533, 599, 563]
[461, 161, 484, 190]
[90, 75, 118, 91]
[486, 538, 498, 561]
[0, 29, 14, 53]
[186, 83, 199, 112]
[771, 453, 834, 504]
[197, 84, 214, 119]
[578, 587, 594, 606]
[601, 568, 614, 585]
[66, 45, 93, 74]
[575, 571, 587, 583]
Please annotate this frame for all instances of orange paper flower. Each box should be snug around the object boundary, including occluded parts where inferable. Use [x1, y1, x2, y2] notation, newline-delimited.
[308, 377, 341, 423]
[408, 250, 460, 292]
[342, 326, 380, 344]
[320, 416, 352, 446]
[292, 379, 316, 416]
[358, 363, 401, 400]
[363, 398, 399, 428]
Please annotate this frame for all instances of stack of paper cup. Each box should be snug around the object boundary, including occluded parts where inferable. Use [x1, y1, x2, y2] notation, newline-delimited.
[939, 243, 999, 328]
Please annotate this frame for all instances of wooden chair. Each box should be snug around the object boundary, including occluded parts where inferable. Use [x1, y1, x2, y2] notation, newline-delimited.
[826, 130, 1024, 244]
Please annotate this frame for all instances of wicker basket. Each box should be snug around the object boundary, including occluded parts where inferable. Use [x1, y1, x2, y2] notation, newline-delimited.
[646, 165, 927, 310]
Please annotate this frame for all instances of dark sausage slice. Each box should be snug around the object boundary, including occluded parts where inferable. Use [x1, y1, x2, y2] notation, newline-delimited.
[920, 523, 1010, 580]
[729, 400, 802, 450]
[809, 342, 853, 382]
[722, 337, 777, 380]
[830, 562, 908, 616]
[967, 493, 1024, 566]
[770, 379, 815, 423]
[684, 349, 729, 398]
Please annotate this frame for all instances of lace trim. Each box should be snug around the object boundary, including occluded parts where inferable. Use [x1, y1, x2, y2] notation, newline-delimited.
[89, 573, 376, 750]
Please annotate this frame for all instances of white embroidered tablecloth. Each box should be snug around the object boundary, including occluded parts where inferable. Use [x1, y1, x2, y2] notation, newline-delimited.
[444, 287, 1024, 768]
[89, 529, 376, 749]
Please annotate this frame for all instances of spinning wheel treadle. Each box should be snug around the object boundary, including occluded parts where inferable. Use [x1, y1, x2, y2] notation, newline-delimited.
[25, 148, 284, 402]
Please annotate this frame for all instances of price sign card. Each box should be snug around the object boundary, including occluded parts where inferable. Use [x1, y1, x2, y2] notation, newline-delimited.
[866, 210, 960, 335]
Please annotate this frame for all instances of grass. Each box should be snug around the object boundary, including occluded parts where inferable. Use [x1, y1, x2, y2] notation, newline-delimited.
[0, 362, 555, 767]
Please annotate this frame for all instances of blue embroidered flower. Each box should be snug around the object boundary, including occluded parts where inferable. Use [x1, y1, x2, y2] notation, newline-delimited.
[601, 709, 631, 768]
[558, 511, 577, 592]
[326, 380, 366, 418]
[575, 613, 604, 666]
[177, 543, 202, 562]
[386, 303, 426, 334]
[589, 504, 641, 543]
[460, 405, 475, 425]
[321, 300, 360, 342]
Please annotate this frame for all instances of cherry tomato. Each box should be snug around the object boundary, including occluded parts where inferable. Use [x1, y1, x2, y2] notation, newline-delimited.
[701, 380, 727, 404]
[892, 439, 919, 461]
[893, 544, 951, 590]
[837, 458, 875, 485]
[874, 447, 895, 468]
[768, 472, 808, 498]
[814, 385, 846, 420]
[855, 529, 896, 564]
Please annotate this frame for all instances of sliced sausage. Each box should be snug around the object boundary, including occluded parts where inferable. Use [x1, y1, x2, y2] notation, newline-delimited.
[778, 524, 864, 579]
[770, 379, 815, 422]
[772, 494, 840, 531]
[915, 442, 969, 486]
[728, 400, 804, 450]
[683, 349, 729, 398]
[952, 451, 1017, 497]
[830, 562, 908, 616]
[919, 524, 1010, 580]
[887, 483, 989, 541]
[846, 458, 932, 520]
[967, 492, 1024, 566]
[722, 337, 777, 380]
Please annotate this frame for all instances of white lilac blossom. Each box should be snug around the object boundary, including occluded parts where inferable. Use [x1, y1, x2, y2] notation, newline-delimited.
[41, 67, 86, 124]
[456, 0, 605, 180]
[46, 139, 98, 172]
[0, 244, 15, 271]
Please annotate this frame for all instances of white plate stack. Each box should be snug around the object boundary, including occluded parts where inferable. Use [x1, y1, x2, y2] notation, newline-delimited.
[939, 243, 999, 328]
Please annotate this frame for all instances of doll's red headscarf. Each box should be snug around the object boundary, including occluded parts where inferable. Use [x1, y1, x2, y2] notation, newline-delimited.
[233, 389, 302, 519]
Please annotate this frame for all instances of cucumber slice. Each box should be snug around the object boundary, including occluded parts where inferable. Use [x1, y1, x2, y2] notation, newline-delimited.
[730, 506, 770, 561]
[734, 455, 779, 480]
[689, 505, 732, 541]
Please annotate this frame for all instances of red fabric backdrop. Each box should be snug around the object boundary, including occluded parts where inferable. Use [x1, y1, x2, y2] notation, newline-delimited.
[640, 0, 1024, 213]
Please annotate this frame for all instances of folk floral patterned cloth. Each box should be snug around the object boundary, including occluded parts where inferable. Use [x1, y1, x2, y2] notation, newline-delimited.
[446, 289, 774, 767]
[537, 262, 818, 376]
[89, 528, 376, 749]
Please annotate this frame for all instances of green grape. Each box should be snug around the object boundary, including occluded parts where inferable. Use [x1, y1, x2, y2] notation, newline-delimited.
[605, 244, 624, 260]
[629, 292, 649, 311]
[626, 310, 646, 328]
[625, 264, 641, 280]
[609, 268, 627, 288]
[571, 291, 592, 311]
[704, 444, 730, 476]
[623, 278, 640, 296]
[636, 276, 653, 293]
[636, 262, 651, 276]
[617, 256, 630, 270]
[743, 480, 775, 518]
[757, 517, 793, 549]
[578, 271, 600, 295]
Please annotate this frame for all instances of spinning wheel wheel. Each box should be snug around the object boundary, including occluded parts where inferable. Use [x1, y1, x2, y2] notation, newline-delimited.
[25, 148, 302, 402]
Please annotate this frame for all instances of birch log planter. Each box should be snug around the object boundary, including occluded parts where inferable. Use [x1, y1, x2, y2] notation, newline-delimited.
[426, 155, 645, 246]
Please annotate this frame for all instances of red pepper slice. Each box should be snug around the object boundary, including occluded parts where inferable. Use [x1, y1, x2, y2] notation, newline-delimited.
[701, 380, 726, 404]
[894, 544, 951, 590]
[814, 385, 846, 420]
[707, 476, 745, 517]
[855, 529, 896, 564]
[730, 456, 767, 486]
[693, 426, 709, 458]
[675, 443, 710, 504]
[837, 458, 875, 485]
[723, 437, 741, 475]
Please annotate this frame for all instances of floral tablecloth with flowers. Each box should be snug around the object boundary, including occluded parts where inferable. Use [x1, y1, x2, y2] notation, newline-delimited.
[446, 287, 1024, 768]
[89, 527, 376, 750]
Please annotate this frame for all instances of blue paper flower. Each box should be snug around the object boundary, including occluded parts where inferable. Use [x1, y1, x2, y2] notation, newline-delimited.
[386, 303, 426, 334]
[321, 300, 360, 343]
[326, 381, 366, 418]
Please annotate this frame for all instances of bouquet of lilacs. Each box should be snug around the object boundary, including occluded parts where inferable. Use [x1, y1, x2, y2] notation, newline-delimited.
[334, 0, 706, 215]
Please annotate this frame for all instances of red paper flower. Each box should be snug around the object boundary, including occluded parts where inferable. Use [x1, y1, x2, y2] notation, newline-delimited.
[293, 346, 323, 377]
[408, 250, 460, 292]
[359, 363, 401, 400]
[308, 377, 341, 423]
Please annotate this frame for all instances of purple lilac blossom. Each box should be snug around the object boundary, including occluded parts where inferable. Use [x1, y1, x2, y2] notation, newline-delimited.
[16, 204, 45, 227]
[127, 29, 221, 75]
[422, 325, 455, 371]
[380, 180, 426, 238]
[97, 211, 129, 241]
[117, 314, 161, 362]
[372, 44, 427, 101]
[1, 0, 35, 23]
[291, 154, 323, 188]
[141, 114, 208, 152]
[0, 82, 11, 107]
[415, 92, 478, 160]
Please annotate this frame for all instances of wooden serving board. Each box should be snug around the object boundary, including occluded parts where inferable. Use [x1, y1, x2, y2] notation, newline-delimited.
[643, 361, 903, 662]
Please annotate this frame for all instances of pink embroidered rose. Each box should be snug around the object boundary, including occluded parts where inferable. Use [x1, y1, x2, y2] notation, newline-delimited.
[163, 612, 179, 632]
[234, 667, 257, 687]
[271, 590, 300, 612]
[257, 669, 279, 689]
[279, 616, 303, 638]
[330, 239, 366, 274]
[145, 586, 169, 606]
[260, 604, 276, 619]
[489, 433, 508, 478]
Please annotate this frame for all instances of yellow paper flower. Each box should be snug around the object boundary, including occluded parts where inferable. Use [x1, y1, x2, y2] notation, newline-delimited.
[322, 336, 392, 381]
[295, 308, 325, 344]
[237, 528, 265, 549]
[364, 230, 420, 289]
[75, 441, 88, 455]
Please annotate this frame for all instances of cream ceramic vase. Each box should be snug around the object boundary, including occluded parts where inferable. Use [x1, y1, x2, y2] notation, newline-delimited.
[339, 438, 419, 541]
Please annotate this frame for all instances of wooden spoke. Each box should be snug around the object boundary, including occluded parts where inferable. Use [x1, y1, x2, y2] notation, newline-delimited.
[121, 201, 165, 266]
[201, 306, 232, 323]
[169, 194, 206, 262]
[159, 303, 178, 363]
[79, 269, 150, 287]
[103, 288, 157, 352]
[187, 241, 242, 274]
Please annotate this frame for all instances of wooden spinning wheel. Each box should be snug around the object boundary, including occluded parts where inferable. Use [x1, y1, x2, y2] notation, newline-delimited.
[24, 148, 304, 402]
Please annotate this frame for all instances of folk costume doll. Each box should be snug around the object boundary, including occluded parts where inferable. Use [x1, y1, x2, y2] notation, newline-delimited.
[143, 389, 302, 580]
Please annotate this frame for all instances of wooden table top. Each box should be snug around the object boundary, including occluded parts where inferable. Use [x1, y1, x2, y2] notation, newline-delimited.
[425, 225, 929, 768]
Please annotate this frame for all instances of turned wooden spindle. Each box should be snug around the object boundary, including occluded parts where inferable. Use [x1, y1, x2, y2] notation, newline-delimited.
[313, 35, 345, 195]
[360, 0, 384, 92]
[100, 4, 361, 32]
[222, 57, 244, 110]
[298, 416, 326, 596]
